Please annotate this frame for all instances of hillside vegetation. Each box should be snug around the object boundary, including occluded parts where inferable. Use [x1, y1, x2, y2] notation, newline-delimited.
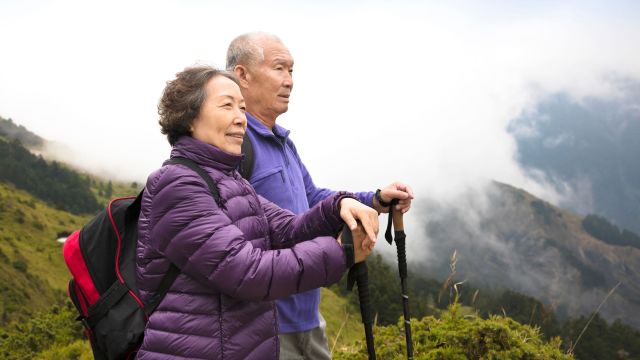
[1, 178, 639, 359]
[0, 182, 89, 325]
[334, 304, 572, 359]
[0, 119, 638, 359]
[0, 138, 100, 214]
[0, 116, 43, 149]
[582, 214, 640, 250]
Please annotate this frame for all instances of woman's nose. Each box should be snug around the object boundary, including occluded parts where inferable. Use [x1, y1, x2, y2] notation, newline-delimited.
[235, 112, 247, 126]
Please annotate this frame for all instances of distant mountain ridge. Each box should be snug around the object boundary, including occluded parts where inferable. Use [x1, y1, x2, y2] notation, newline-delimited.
[509, 81, 640, 233]
[419, 181, 640, 328]
[0, 137, 101, 214]
[0, 116, 43, 149]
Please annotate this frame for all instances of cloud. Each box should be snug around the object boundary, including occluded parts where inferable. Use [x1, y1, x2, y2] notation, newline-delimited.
[1, 1, 639, 257]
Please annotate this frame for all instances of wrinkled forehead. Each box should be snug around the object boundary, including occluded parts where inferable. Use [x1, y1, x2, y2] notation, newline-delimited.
[206, 75, 244, 101]
[258, 38, 294, 65]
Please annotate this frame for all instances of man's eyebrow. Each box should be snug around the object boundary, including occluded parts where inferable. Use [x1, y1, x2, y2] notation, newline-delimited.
[271, 57, 294, 66]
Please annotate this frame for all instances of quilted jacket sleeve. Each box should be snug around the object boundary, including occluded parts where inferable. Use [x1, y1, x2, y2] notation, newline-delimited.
[260, 192, 354, 249]
[146, 166, 347, 302]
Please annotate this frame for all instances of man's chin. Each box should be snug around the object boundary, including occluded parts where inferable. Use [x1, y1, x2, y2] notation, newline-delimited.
[277, 104, 289, 115]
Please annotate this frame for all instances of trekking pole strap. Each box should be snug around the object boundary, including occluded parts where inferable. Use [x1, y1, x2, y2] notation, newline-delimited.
[384, 199, 400, 244]
[340, 224, 356, 270]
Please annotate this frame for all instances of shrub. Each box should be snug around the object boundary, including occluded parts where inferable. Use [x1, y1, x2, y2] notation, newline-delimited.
[334, 304, 573, 360]
[0, 303, 84, 359]
[12, 260, 27, 273]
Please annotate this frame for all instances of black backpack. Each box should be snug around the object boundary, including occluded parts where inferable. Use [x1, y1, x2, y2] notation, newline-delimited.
[239, 132, 254, 180]
[63, 157, 222, 360]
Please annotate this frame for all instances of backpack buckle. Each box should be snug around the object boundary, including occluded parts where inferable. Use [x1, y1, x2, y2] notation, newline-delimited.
[78, 315, 91, 330]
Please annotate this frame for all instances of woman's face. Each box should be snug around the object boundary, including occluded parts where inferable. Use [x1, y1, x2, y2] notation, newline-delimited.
[191, 75, 247, 155]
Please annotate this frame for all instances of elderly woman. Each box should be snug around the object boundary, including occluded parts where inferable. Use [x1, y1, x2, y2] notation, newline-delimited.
[135, 66, 377, 359]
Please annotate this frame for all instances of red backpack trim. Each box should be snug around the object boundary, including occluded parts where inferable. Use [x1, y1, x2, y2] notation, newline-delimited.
[107, 196, 145, 310]
[63, 229, 100, 306]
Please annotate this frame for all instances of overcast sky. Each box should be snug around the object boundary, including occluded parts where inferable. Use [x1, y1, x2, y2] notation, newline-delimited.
[1, 0, 640, 251]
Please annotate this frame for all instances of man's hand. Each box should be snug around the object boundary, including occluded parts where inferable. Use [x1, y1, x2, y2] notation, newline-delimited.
[373, 181, 414, 214]
[339, 198, 378, 251]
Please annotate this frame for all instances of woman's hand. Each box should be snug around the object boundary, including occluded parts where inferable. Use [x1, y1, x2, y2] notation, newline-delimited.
[337, 225, 374, 263]
[339, 198, 379, 251]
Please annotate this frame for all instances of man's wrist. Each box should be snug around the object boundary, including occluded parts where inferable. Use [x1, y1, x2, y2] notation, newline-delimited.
[375, 189, 391, 207]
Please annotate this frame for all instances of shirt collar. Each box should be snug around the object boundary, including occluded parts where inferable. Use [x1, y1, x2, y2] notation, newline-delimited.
[246, 112, 291, 140]
[171, 136, 242, 172]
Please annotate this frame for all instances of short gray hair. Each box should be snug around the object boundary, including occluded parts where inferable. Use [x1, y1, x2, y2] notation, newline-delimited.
[226, 32, 282, 70]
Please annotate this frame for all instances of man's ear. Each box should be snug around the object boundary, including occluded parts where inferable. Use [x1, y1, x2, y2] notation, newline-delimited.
[233, 65, 251, 88]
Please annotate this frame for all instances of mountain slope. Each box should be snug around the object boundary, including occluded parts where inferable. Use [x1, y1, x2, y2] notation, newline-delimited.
[419, 181, 640, 328]
[0, 182, 89, 324]
[0, 116, 43, 149]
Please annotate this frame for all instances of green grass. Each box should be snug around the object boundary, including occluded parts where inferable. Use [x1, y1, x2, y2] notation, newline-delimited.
[0, 182, 89, 324]
[89, 177, 142, 206]
[321, 287, 365, 354]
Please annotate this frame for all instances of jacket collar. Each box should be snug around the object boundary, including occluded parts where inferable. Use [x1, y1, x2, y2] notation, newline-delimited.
[171, 136, 242, 172]
[246, 112, 291, 141]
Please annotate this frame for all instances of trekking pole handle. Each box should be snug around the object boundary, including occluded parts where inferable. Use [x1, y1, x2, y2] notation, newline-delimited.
[392, 205, 404, 231]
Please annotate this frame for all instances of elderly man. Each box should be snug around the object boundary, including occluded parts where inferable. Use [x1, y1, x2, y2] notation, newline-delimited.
[226, 32, 413, 359]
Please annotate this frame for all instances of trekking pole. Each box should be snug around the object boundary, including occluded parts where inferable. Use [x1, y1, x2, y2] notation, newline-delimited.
[385, 199, 414, 359]
[344, 226, 376, 359]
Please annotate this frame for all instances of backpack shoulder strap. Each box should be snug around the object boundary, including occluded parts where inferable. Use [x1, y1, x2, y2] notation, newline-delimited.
[239, 132, 254, 181]
[164, 157, 224, 208]
[142, 157, 224, 313]
[144, 263, 180, 315]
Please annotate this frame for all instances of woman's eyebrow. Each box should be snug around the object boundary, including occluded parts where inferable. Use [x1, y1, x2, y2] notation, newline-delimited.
[215, 94, 240, 101]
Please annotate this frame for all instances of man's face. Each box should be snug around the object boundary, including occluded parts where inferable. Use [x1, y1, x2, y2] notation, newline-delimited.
[245, 38, 294, 119]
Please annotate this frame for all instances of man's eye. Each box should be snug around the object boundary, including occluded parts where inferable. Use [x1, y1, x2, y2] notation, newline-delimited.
[240, 106, 246, 112]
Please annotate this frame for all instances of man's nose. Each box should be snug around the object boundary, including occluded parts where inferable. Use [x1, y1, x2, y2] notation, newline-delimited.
[283, 72, 293, 88]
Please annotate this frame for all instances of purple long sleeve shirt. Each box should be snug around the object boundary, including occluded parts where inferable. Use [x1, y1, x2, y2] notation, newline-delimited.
[245, 112, 374, 333]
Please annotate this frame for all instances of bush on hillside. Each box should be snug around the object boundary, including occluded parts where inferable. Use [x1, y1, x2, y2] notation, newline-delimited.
[0, 303, 84, 360]
[334, 304, 573, 360]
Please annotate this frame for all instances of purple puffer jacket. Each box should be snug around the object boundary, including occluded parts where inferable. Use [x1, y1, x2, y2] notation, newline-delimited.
[135, 136, 350, 359]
